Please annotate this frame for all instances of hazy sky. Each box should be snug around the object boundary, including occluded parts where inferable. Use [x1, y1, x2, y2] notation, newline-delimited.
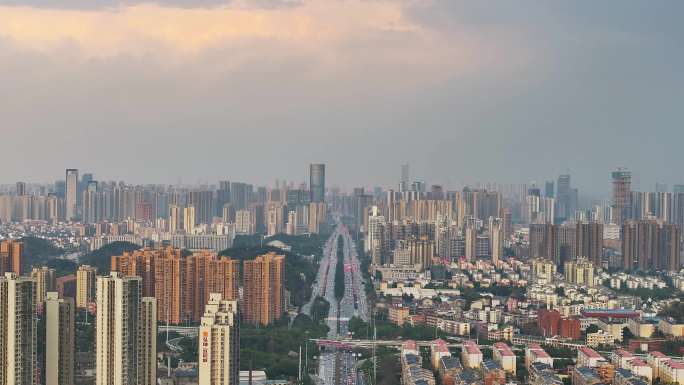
[1, 1, 682, 195]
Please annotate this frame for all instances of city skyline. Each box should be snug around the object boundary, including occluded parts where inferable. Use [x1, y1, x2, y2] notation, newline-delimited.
[0, 1, 682, 192]
[1, 3, 684, 385]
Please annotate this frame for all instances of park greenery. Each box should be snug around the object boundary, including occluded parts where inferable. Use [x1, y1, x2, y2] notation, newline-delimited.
[20, 236, 64, 271]
[172, 314, 329, 380]
[348, 316, 446, 341]
[359, 346, 400, 385]
[79, 241, 141, 274]
[659, 301, 684, 323]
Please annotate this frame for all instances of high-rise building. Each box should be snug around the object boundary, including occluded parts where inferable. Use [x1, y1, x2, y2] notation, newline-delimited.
[243, 252, 285, 326]
[96, 273, 157, 385]
[366, 207, 387, 265]
[557, 223, 577, 267]
[188, 191, 215, 225]
[576, 222, 603, 267]
[612, 169, 632, 225]
[489, 217, 503, 265]
[308, 202, 327, 234]
[184, 252, 240, 323]
[235, 210, 252, 234]
[529, 224, 557, 262]
[76, 265, 97, 308]
[82, 180, 103, 224]
[15, 182, 27, 196]
[564, 258, 594, 286]
[556, 174, 572, 220]
[544, 181, 555, 198]
[0, 240, 23, 276]
[401, 164, 410, 188]
[266, 203, 285, 236]
[503, 209, 512, 239]
[45, 292, 75, 385]
[532, 259, 556, 283]
[0, 273, 37, 385]
[65, 168, 79, 221]
[622, 220, 680, 272]
[184, 205, 196, 234]
[111, 248, 239, 324]
[198, 293, 240, 385]
[168, 205, 180, 233]
[309, 164, 326, 203]
[464, 217, 477, 260]
[30, 266, 56, 305]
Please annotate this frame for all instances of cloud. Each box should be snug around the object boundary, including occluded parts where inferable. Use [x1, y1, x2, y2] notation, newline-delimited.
[0, 0, 303, 10]
[0, 1, 681, 193]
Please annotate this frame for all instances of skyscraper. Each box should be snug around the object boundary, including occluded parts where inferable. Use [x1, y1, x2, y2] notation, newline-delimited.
[198, 293, 240, 385]
[611, 169, 632, 225]
[96, 273, 157, 385]
[243, 252, 285, 326]
[401, 164, 410, 190]
[76, 265, 97, 308]
[45, 292, 75, 385]
[309, 164, 326, 203]
[556, 174, 572, 220]
[65, 168, 79, 221]
[544, 181, 555, 198]
[0, 273, 37, 385]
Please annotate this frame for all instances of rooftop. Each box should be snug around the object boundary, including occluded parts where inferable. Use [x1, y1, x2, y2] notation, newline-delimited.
[441, 356, 463, 370]
[614, 349, 634, 358]
[578, 347, 603, 359]
[463, 341, 482, 355]
[493, 342, 515, 357]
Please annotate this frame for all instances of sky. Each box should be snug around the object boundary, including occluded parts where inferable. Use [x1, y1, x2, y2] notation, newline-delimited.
[0, 0, 682, 196]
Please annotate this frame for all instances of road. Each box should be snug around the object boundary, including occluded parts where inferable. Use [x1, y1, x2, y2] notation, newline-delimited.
[307, 223, 368, 385]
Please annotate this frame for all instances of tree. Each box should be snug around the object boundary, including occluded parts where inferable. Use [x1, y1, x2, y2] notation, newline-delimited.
[585, 324, 599, 334]
[20, 236, 64, 271]
[79, 241, 140, 274]
[622, 327, 635, 343]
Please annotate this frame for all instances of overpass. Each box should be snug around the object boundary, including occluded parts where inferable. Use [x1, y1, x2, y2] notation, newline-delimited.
[159, 325, 199, 337]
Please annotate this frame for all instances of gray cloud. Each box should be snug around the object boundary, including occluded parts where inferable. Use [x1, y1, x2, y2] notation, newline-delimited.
[0, 1, 682, 197]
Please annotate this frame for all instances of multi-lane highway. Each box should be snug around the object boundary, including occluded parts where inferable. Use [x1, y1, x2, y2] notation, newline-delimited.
[305, 223, 368, 385]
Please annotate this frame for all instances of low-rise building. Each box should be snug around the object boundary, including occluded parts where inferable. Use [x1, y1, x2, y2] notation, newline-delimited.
[431, 339, 451, 370]
[587, 330, 614, 348]
[572, 366, 603, 385]
[492, 342, 516, 375]
[577, 347, 606, 368]
[625, 359, 652, 384]
[529, 362, 563, 385]
[525, 344, 553, 370]
[389, 306, 410, 326]
[627, 318, 657, 339]
[660, 359, 684, 385]
[439, 356, 462, 379]
[645, 351, 669, 379]
[658, 318, 684, 337]
[461, 340, 483, 369]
